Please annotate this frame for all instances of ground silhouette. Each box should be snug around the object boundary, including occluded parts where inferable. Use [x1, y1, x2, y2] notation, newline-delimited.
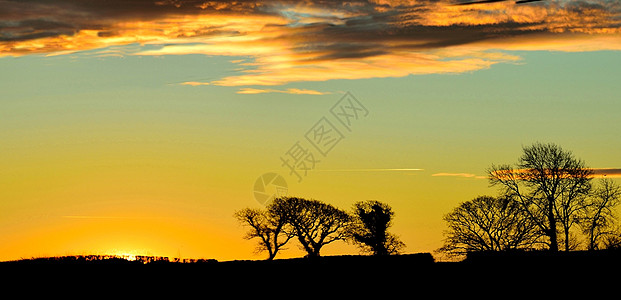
[4, 250, 621, 287]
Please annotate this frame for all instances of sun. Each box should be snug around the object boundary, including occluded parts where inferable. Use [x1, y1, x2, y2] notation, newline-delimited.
[109, 250, 141, 261]
[118, 253, 137, 261]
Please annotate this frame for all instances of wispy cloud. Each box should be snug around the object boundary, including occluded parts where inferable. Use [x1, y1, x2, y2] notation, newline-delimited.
[315, 168, 424, 172]
[432, 172, 487, 179]
[180, 81, 211, 86]
[432, 169, 621, 180]
[488, 167, 621, 180]
[2, 0, 620, 86]
[236, 87, 330, 95]
[591, 168, 621, 178]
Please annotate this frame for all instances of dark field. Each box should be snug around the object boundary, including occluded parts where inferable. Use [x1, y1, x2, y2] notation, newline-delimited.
[3, 250, 621, 291]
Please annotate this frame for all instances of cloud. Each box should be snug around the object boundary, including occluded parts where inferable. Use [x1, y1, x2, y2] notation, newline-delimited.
[435, 168, 621, 180]
[432, 172, 487, 179]
[592, 168, 621, 178]
[236, 87, 331, 95]
[489, 167, 621, 180]
[180, 81, 211, 86]
[2, 0, 620, 85]
[315, 168, 425, 172]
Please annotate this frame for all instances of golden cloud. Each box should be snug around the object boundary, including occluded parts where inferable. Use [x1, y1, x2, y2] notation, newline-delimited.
[432, 172, 487, 179]
[180, 81, 211, 86]
[236, 87, 331, 95]
[1, 0, 620, 86]
[489, 167, 621, 180]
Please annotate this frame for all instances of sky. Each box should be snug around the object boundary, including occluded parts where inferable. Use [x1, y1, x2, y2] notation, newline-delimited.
[1, 0, 621, 262]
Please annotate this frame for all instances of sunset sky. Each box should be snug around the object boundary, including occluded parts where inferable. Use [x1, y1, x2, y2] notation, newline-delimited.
[1, 0, 621, 262]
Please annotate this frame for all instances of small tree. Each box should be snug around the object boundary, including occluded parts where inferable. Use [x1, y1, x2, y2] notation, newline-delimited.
[272, 197, 352, 258]
[350, 200, 405, 255]
[234, 205, 294, 260]
[581, 178, 621, 250]
[439, 196, 542, 257]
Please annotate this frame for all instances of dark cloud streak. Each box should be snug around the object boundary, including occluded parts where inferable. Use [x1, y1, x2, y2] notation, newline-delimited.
[456, 0, 544, 5]
[0, 0, 267, 42]
[593, 168, 621, 177]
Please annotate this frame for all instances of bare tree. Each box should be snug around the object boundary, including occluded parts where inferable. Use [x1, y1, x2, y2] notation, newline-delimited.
[439, 196, 542, 257]
[581, 178, 621, 250]
[234, 205, 294, 260]
[350, 200, 405, 256]
[272, 197, 352, 258]
[602, 230, 621, 250]
[488, 143, 593, 251]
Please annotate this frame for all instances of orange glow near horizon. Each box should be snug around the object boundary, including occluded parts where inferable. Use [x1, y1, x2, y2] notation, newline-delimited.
[2, 0, 621, 263]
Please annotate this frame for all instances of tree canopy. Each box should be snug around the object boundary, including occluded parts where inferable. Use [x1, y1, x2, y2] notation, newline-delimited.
[439, 195, 542, 257]
[235, 197, 353, 259]
[350, 200, 405, 256]
[488, 142, 593, 251]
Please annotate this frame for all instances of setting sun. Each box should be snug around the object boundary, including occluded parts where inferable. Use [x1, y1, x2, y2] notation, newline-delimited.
[111, 252, 138, 262]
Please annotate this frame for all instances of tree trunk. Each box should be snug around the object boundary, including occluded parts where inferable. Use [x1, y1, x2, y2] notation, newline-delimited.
[548, 204, 558, 252]
[588, 223, 596, 250]
[306, 249, 321, 259]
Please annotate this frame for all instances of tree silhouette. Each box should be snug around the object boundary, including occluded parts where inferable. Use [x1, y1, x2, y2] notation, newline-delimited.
[488, 142, 593, 251]
[439, 195, 542, 257]
[350, 200, 405, 256]
[272, 197, 352, 258]
[581, 178, 621, 250]
[234, 205, 294, 260]
[602, 231, 621, 250]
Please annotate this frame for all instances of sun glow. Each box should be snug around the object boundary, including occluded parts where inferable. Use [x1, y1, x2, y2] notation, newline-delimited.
[109, 250, 141, 261]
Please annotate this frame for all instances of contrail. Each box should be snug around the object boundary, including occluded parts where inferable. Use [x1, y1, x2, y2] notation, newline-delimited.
[313, 168, 424, 172]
